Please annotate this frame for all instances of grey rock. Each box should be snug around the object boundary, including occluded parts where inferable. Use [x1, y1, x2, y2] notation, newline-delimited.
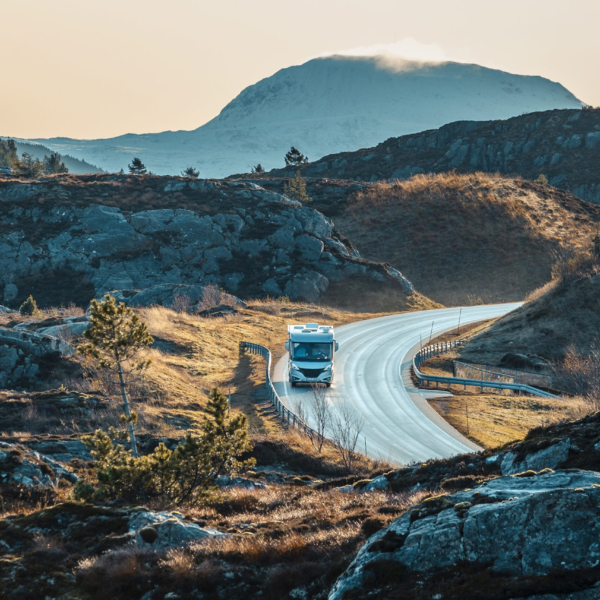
[330, 471, 600, 600]
[3, 284, 18, 303]
[0, 304, 16, 314]
[130, 510, 225, 549]
[130, 209, 175, 233]
[585, 132, 600, 149]
[284, 270, 329, 303]
[262, 278, 284, 297]
[0, 327, 74, 357]
[501, 438, 571, 475]
[295, 235, 324, 259]
[205, 246, 233, 261]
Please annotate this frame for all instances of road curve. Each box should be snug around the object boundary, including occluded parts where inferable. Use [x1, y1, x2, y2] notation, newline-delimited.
[273, 303, 522, 465]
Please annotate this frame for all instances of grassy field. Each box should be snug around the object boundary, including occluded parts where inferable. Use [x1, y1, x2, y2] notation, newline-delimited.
[417, 322, 595, 447]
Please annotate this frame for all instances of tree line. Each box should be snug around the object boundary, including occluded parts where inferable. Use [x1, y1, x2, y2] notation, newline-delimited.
[0, 138, 69, 176]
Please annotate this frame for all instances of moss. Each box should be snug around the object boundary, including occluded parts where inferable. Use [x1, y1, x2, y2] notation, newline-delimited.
[513, 470, 538, 478]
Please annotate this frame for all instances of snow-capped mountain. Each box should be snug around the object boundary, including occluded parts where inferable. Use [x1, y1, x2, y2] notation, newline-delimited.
[30, 55, 583, 177]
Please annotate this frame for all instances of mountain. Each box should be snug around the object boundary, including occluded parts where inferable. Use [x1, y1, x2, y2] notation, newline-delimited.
[275, 107, 600, 204]
[4, 139, 104, 174]
[29, 55, 582, 177]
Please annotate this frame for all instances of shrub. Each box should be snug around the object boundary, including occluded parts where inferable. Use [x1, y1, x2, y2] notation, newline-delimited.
[19, 295, 41, 316]
[536, 173, 548, 185]
[80, 387, 255, 505]
[361, 517, 385, 537]
[284, 171, 312, 203]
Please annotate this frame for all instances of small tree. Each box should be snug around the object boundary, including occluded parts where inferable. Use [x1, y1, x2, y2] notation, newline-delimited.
[19, 295, 41, 316]
[331, 401, 364, 473]
[43, 153, 69, 174]
[252, 164, 265, 174]
[536, 174, 548, 185]
[128, 157, 147, 175]
[284, 146, 308, 168]
[181, 166, 200, 178]
[13, 153, 43, 178]
[592, 229, 600, 260]
[77, 295, 153, 457]
[284, 171, 312, 202]
[0, 139, 18, 168]
[309, 384, 331, 453]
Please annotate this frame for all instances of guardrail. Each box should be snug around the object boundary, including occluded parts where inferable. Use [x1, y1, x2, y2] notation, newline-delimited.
[240, 341, 320, 436]
[413, 340, 560, 399]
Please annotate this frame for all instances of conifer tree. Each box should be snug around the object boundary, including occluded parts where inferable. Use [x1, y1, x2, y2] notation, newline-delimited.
[128, 157, 147, 175]
[0, 139, 18, 169]
[77, 295, 153, 457]
[43, 153, 69, 174]
[251, 164, 265, 174]
[19, 295, 40, 316]
[284, 146, 308, 168]
[13, 153, 43, 178]
[181, 166, 200, 178]
[284, 170, 312, 202]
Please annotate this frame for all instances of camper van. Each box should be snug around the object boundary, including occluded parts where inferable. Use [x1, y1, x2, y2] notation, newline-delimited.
[285, 323, 338, 387]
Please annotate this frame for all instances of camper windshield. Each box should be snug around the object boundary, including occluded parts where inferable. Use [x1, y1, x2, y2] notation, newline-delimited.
[291, 342, 332, 362]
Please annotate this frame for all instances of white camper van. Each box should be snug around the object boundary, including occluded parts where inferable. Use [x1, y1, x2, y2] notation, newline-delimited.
[285, 323, 338, 387]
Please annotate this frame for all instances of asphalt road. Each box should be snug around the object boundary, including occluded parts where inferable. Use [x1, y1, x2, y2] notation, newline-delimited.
[273, 303, 522, 465]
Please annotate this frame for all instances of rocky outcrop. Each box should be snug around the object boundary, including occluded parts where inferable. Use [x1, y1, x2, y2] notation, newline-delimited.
[0, 441, 77, 488]
[0, 175, 415, 307]
[272, 108, 600, 204]
[330, 470, 600, 600]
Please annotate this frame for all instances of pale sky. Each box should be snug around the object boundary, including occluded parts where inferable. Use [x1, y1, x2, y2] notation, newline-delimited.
[2, 0, 598, 140]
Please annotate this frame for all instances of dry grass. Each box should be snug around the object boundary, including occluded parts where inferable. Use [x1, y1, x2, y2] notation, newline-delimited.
[417, 327, 598, 447]
[335, 172, 600, 305]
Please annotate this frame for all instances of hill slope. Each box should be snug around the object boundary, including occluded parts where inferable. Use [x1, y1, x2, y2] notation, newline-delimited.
[282, 108, 600, 204]
[330, 172, 600, 305]
[29, 56, 582, 177]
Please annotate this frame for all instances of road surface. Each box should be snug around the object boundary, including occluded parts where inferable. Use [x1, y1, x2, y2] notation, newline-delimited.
[273, 303, 522, 465]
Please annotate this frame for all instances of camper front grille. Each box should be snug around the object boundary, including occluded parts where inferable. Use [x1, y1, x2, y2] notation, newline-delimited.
[300, 368, 323, 378]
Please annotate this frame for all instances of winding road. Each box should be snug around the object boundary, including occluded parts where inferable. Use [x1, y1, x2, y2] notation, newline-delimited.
[273, 303, 522, 465]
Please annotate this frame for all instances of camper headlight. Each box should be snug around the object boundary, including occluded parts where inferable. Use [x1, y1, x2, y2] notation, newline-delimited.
[322, 364, 332, 371]
[291, 364, 301, 372]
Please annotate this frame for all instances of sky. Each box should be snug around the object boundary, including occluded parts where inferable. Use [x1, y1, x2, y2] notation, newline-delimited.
[2, 0, 599, 140]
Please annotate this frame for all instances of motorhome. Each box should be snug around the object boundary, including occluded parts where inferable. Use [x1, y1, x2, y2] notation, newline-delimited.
[285, 323, 338, 387]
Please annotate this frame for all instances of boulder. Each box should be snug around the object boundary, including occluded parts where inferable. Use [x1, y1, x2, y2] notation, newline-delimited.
[129, 510, 225, 549]
[284, 271, 329, 303]
[330, 470, 600, 599]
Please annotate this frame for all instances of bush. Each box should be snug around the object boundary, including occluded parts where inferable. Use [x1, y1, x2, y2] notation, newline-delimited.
[19, 295, 41, 316]
[536, 173, 548, 185]
[284, 171, 312, 203]
[80, 387, 255, 505]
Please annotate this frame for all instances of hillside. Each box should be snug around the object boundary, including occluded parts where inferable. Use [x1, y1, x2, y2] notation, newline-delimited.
[457, 256, 600, 373]
[29, 56, 581, 177]
[327, 172, 600, 305]
[0, 173, 433, 313]
[280, 108, 600, 204]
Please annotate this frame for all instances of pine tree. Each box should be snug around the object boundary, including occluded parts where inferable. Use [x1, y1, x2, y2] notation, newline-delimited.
[284, 170, 312, 202]
[536, 174, 548, 185]
[181, 166, 200, 178]
[13, 153, 43, 178]
[43, 153, 69, 174]
[0, 139, 18, 169]
[252, 164, 265, 174]
[19, 295, 40, 316]
[284, 147, 308, 168]
[128, 157, 147, 175]
[77, 295, 154, 457]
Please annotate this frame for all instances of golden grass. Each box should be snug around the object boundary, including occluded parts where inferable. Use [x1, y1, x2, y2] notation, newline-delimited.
[334, 172, 600, 305]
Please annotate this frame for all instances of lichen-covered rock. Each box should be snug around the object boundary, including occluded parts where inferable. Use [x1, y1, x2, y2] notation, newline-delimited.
[501, 437, 572, 475]
[330, 470, 600, 599]
[129, 510, 225, 549]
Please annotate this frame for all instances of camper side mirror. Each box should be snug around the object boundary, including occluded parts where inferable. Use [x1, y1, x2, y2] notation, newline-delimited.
[285, 341, 290, 352]
[335, 341, 339, 351]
